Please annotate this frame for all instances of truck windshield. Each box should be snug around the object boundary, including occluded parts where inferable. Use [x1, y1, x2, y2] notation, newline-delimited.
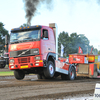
[10, 30, 40, 43]
[10, 29, 41, 44]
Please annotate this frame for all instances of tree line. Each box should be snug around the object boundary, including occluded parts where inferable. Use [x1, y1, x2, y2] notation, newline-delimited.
[58, 31, 99, 57]
[0, 22, 9, 54]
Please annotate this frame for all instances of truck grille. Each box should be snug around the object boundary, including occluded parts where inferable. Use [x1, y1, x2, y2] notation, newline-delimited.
[18, 50, 30, 56]
[18, 57, 30, 64]
[10, 48, 39, 57]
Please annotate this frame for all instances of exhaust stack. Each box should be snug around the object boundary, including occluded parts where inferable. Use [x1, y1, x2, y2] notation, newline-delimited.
[49, 23, 58, 60]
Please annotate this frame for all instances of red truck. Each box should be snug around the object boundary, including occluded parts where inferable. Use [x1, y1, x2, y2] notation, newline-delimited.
[8, 23, 76, 80]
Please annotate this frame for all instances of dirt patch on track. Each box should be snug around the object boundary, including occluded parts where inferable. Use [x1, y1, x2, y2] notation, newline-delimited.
[16, 90, 93, 100]
[0, 75, 98, 100]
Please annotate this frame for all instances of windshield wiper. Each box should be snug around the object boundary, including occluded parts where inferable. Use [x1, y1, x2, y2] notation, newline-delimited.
[13, 39, 18, 41]
[10, 38, 37, 44]
[10, 39, 22, 44]
[23, 37, 36, 41]
[10, 41, 20, 44]
[24, 37, 32, 40]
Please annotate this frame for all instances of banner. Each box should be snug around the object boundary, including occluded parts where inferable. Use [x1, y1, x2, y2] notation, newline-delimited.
[90, 48, 93, 54]
[78, 46, 83, 54]
[61, 44, 64, 57]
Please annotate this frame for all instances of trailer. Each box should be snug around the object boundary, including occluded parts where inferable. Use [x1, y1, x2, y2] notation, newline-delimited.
[69, 54, 100, 78]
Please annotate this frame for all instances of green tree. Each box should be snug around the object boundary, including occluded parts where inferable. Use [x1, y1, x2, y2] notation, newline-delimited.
[58, 32, 91, 57]
[68, 33, 79, 54]
[0, 22, 9, 53]
[93, 48, 98, 55]
[77, 34, 90, 53]
[58, 31, 69, 57]
[98, 50, 100, 54]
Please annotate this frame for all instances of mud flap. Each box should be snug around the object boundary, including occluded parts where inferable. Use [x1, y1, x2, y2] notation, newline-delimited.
[89, 64, 97, 78]
[93, 64, 97, 78]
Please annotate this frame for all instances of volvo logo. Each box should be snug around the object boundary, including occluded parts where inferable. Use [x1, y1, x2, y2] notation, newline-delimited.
[18, 49, 29, 56]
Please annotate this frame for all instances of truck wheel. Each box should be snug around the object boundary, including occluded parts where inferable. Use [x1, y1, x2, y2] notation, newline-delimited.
[61, 67, 76, 80]
[0, 64, 6, 68]
[14, 70, 25, 80]
[67, 67, 76, 80]
[44, 61, 55, 79]
[37, 74, 42, 79]
[37, 74, 46, 79]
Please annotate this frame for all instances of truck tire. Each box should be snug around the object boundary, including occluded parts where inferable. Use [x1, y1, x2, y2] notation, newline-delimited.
[0, 64, 6, 68]
[37, 74, 46, 79]
[67, 66, 76, 80]
[14, 70, 25, 80]
[37, 74, 42, 79]
[61, 67, 76, 80]
[44, 61, 55, 79]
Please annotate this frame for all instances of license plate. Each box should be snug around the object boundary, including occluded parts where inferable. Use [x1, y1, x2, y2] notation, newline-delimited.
[21, 65, 28, 69]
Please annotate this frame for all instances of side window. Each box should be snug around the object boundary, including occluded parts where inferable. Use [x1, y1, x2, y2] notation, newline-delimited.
[43, 29, 48, 40]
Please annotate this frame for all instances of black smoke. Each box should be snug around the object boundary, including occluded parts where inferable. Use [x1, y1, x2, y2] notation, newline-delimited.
[23, 0, 53, 25]
[23, 0, 100, 25]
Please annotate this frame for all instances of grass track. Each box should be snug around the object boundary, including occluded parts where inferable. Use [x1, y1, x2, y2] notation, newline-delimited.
[0, 71, 14, 76]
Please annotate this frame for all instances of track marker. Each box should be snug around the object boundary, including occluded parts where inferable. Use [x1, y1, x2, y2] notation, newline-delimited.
[94, 83, 100, 100]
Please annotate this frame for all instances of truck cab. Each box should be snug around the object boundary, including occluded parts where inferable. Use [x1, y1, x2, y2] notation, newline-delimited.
[9, 24, 56, 79]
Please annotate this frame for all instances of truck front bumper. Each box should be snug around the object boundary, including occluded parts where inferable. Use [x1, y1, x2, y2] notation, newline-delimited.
[9, 55, 44, 70]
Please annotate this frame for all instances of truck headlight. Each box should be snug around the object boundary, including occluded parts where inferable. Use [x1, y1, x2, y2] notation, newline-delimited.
[35, 56, 40, 60]
[10, 59, 14, 63]
[11, 66, 14, 68]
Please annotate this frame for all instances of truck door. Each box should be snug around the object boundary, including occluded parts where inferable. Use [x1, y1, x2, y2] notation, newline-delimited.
[41, 29, 50, 60]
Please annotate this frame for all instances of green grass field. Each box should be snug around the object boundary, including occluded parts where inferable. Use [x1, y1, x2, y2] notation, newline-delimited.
[0, 71, 14, 76]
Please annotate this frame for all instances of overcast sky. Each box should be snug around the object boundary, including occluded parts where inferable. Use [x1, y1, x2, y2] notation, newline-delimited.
[0, 0, 100, 49]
